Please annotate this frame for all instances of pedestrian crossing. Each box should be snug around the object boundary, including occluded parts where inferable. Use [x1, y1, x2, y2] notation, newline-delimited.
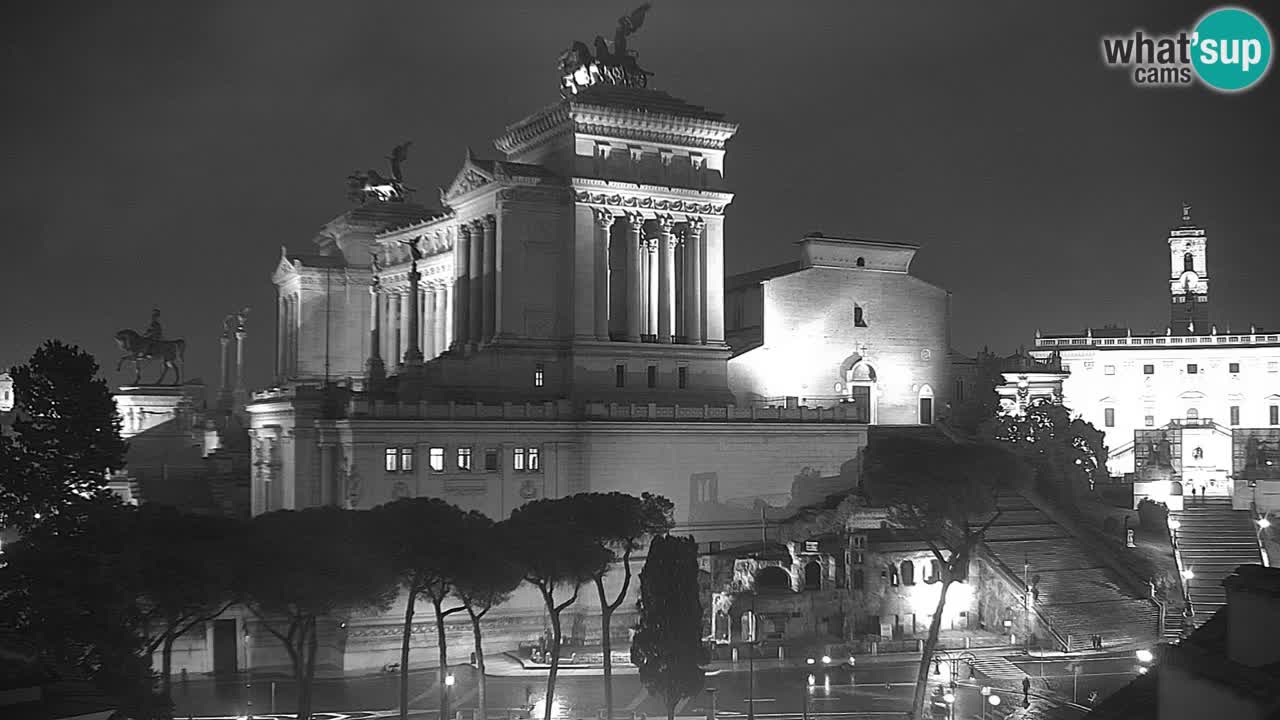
[966, 655, 1028, 681]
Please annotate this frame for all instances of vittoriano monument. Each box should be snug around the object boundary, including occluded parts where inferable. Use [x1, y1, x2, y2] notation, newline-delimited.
[347, 141, 414, 204]
[558, 3, 654, 97]
[115, 307, 187, 385]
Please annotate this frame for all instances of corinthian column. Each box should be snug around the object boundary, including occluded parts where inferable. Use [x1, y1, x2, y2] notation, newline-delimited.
[625, 214, 643, 342]
[367, 277, 385, 385]
[455, 225, 471, 348]
[658, 216, 676, 343]
[685, 217, 705, 345]
[481, 215, 497, 342]
[594, 209, 614, 340]
[404, 257, 423, 366]
[469, 219, 484, 347]
[423, 286, 435, 358]
[646, 239, 659, 338]
[434, 285, 448, 357]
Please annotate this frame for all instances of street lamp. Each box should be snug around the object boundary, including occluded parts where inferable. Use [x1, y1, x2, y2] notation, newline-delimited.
[244, 629, 253, 720]
[1136, 649, 1154, 664]
[444, 672, 455, 716]
[1182, 568, 1195, 581]
[705, 687, 718, 720]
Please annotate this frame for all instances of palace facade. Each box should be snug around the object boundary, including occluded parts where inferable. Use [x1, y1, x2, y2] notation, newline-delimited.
[1028, 207, 1280, 512]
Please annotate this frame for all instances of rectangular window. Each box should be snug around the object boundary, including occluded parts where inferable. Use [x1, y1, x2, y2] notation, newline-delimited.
[484, 449, 499, 472]
[853, 551, 864, 565]
[385, 448, 398, 472]
[804, 540, 819, 553]
[1230, 362, 1241, 374]
[534, 363, 545, 387]
[429, 447, 445, 472]
[1104, 365, 1115, 375]
[852, 535, 866, 549]
[854, 304, 867, 328]
[647, 365, 657, 388]
[615, 364, 626, 388]
[678, 366, 688, 389]
[457, 447, 473, 472]
[1187, 363, 1198, 374]
[399, 447, 414, 472]
[514, 447, 526, 471]
[1105, 408, 1115, 427]
[528, 446, 541, 472]
[1231, 406, 1241, 426]
[1143, 364, 1154, 375]
[954, 378, 965, 403]
[1271, 406, 1279, 426]
[1145, 415, 1154, 427]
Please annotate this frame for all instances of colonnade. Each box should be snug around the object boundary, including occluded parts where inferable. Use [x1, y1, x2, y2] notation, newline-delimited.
[597, 211, 708, 344]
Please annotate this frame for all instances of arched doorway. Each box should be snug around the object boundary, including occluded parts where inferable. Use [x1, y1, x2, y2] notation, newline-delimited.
[804, 561, 822, 590]
[839, 355, 878, 423]
[918, 385, 934, 425]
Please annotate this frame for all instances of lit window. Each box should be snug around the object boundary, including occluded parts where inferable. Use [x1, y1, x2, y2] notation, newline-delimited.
[804, 540, 819, 553]
[889, 566, 899, 587]
[514, 447, 526, 471]
[647, 365, 657, 389]
[385, 448, 398, 472]
[528, 446, 541, 472]
[678, 366, 688, 389]
[1187, 363, 1198, 374]
[615, 364, 626, 388]
[399, 447, 414, 472]
[1143, 365, 1154, 375]
[1271, 406, 1279, 426]
[484, 449, 499, 472]
[429, 447, 445, 472]
[1104, 408, 1115, 427]
[1104, 365, 1115, 375]
[1230, 406, 1240, 426]
[457, 447, 473, 471]
[534, 363, 545, 387]
[1230, 363, 1240, 373]
[852, 535, 866, 549]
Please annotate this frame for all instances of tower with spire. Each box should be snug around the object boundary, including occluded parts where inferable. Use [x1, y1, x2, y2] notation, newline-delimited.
[1169, 202, 1210, 334]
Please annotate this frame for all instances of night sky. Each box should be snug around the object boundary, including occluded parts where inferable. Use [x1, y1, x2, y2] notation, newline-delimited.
[2, 1, 1278, 392]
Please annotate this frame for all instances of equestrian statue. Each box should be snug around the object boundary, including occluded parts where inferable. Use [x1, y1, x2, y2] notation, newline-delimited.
[115, 307, 186, 385]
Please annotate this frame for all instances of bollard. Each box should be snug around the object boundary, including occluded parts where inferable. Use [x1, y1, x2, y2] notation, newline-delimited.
[778, 646, 785, 660]
[732, 647, 739, 663]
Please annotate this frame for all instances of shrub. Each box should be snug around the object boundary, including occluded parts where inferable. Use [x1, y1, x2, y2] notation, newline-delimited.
[1137, 499, 1169, 531]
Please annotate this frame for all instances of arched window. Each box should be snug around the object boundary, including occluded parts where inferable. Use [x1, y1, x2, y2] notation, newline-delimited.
[756, 566, 791, 591]
[918, 385, 935, 425]
[804, 561, 822, 590]
[856, 257, 866, 268]
[900, 560, 916, 586]
[1187, 408, 1200, 420]
[1184, 252, 1194, 271]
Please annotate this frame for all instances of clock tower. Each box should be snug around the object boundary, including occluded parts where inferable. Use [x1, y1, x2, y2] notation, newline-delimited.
[1169, 203, 1210, 334]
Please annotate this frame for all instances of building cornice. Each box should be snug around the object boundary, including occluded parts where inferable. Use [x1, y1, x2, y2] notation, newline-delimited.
[571, 178, 732, 216]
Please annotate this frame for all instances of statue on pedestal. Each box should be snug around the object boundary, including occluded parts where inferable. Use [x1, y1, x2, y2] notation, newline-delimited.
[348, 141, 414, 204]
[115, 308, 186, 385]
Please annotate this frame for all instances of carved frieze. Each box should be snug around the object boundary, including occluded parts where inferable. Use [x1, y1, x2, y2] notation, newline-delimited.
[574, 190, 725, 216]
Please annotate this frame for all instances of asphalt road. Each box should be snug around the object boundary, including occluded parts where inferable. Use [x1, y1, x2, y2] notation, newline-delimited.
[172, 655, 1120, 720]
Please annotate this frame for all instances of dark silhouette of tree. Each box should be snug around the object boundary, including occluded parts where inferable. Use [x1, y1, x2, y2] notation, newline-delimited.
[0, 497, 170, 718]
[452, 515, 523, 720]
[0, 341, 127, 531]
[240, 507, 397, 720]
[371, 498, 473, 720]
[135, 505, 243, 704]
[983, 398, 1108, 506]
[630, 534, 708, 720]
[508, 497, 611, 720]
[860, 434, 1028, 720]
[574, 492, 674, 720]
[946, 349, 1003, 436]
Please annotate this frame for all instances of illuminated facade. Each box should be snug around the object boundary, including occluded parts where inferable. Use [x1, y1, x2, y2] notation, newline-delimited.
[1029, 207, 1280, 512]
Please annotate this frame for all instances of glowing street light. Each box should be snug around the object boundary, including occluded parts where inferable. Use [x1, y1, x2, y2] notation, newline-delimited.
[806, 657, 816, 665]
[445, 674, 456, 687]
[807, 674, 816, 686]
[821, 655, 831, 665]
[988, 695, 1001, 707]
[1259, 517, 1271, 529]
[1168, 518, 1181, 531]
[943, 692, 955, 704]
[1136, 649, 1154, 663]
[1182, 568, 1195, 581]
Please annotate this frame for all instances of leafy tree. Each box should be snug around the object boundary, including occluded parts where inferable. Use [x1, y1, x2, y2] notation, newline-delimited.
[135, 505, 243, 703]
[860, 435, 1028, 720]
[0, 341, 127, 531]
[984, 398, 1108, 505]
[240, 507, 397, 720]
[371, 498, 473, 720]
[508, 497, 611, 720]
[452, 515, 523, 720]
[0, 496, 169, 718]
[573, 492, 674, 720]
[630, 534, 708, 720]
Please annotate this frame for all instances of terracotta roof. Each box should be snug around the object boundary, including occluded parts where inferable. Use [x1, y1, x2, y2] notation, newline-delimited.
[570, 84, 728, 122]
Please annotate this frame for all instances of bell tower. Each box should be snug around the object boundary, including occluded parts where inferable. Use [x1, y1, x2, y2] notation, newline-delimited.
[1169, 202, 1210, 334]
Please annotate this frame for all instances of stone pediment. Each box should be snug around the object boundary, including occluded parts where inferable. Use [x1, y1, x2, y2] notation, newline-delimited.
[441, 152, 496, 203]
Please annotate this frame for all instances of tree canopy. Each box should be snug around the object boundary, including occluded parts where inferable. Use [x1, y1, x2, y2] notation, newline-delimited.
[0, 341, 127, 531]
[631, 534, 708, 720]
[983, 399, 1108, 504]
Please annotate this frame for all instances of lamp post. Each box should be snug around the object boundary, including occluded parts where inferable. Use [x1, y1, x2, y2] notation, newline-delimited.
[444, 673, 455, 720]
[244, 627, 253, 720]
[1257, 516, 1272, 567]
[705, 687, 718, 720]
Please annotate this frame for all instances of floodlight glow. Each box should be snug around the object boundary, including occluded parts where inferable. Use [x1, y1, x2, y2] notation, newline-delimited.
[807, 657, 815, 665]
[1182, 569, 1195, 581]
[989, 695, 1001, 707]
[1259, 518, 1271, 529]
[943, 693, 955, 704]
[1168, 519, 1181, 530]
[807, 674, 816, 686]
[981, 686, 991, 696]
[821, 655, 831, 664]
[1136, 649, 1154, 663]
[1138, 666, 1149, 675]
[848, 656, 856, 666]
[445, 674, 455, 687]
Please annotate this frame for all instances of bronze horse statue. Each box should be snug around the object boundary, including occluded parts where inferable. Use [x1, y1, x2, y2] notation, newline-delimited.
[114, 330, 185, 385]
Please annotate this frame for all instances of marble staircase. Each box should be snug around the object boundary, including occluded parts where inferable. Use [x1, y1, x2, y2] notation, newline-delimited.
[1171, 496, 1263, 627]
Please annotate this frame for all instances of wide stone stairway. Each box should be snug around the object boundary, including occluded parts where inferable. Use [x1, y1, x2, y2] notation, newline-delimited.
[979, 495, 1160, 652]
[1171, 496, 1263, 627]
